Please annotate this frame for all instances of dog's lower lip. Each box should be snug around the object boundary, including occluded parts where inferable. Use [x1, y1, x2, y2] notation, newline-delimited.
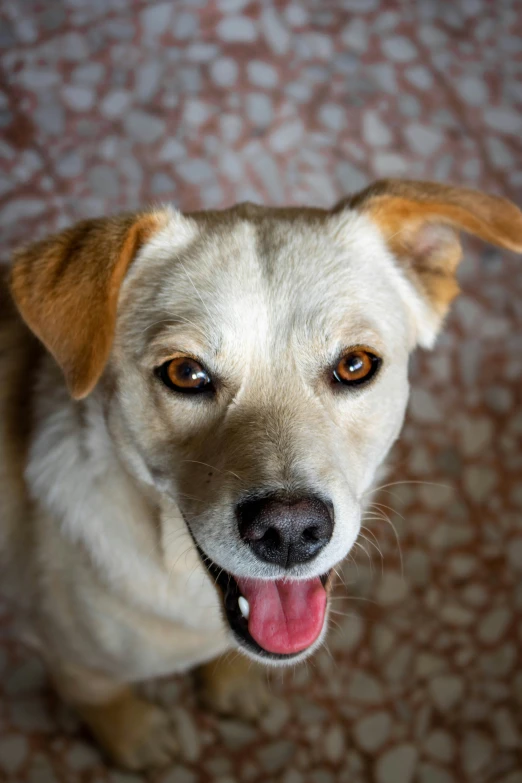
[196, 544, 330, 659]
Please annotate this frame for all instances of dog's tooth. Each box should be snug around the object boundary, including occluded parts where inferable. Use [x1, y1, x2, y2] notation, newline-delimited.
[238, 596, 250, 619]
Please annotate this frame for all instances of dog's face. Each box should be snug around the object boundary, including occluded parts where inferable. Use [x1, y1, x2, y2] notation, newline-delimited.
[112, 207, 415, 660]
[11, 180, 522, 664]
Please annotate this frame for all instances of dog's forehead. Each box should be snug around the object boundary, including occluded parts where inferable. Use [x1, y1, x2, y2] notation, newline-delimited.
[169, 209, 394, 308]
[123, 206, 409, 356]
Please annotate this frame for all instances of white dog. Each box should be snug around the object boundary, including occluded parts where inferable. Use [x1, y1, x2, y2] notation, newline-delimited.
[1, 179, 520, 768]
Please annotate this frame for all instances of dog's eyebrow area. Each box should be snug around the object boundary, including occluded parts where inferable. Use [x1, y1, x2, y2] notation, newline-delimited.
[136, 317, 224, 366]
[332, 326, 385, 357]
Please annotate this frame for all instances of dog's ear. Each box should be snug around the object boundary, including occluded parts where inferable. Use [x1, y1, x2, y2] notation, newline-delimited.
[10, 211, 169, 399]
[341, 179, 522, 346]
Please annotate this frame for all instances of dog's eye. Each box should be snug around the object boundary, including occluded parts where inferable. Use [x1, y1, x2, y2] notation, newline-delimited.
[333, 349, 381, 387]
[157, 357, 213, 394]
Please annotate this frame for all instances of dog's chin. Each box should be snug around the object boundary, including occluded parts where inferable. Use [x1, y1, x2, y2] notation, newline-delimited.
[195, 544, 333, 664]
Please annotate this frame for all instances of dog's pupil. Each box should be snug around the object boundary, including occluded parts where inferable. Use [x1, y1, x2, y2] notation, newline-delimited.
[348, 354, 364, 373]
[179, 360, 207, 386]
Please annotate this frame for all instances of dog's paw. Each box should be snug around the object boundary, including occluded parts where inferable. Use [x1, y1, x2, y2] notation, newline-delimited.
[82, 694, 178, 771]
[198, 655, 272, 721]
[114, 701, 178, 771]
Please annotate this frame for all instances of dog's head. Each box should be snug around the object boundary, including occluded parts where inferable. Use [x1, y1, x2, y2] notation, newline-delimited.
[11, 180, 522, 663]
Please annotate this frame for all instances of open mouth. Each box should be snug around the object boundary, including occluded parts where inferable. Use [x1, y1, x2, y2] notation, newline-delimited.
[197, 547, 331, 660]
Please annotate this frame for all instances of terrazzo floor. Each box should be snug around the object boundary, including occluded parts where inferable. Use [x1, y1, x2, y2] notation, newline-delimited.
[0, 1, 521, 781]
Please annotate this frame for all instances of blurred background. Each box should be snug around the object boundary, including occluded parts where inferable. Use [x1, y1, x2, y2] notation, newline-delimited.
[0, 1, 521, 782]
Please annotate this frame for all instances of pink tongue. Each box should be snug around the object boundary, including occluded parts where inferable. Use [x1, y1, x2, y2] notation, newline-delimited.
[235, 576, 326, 655]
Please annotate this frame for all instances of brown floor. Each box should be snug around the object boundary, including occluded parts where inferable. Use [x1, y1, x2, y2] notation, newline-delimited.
[0, 1, 521, 781]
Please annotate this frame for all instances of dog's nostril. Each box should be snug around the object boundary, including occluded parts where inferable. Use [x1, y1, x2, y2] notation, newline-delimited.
[260, 528, 281, 547]
[302, 526, 320, 543]
[237, 493, 334, 568]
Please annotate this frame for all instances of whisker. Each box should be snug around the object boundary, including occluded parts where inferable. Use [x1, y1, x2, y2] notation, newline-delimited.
[365, 479, 453, 496]
[142, 314, 209, 337]
[174, 492, 208, 505]
[178, 261, 213, 321]
[179, 459, 242, 483]
[360, 518, 389, 531]
[321, 642, 338, 670]
[342, 552, 360, 581]
[141, 318, 177, 335]
[165, 544, 195, 575]
[329, 609, 360, 618]
[360, 523, 384, 543]
[370, 506, 404, 578]
[360, 536, 384, 576]
[332, 565, 349, 589]
[353, 540, 373, 572]
[359, 529, 384, 568]
[368, 500, 405, 522]
[328, 617, 342, 632]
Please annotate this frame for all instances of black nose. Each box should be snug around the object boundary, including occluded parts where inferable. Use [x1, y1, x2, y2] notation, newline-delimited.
[237, 494, 334, 568]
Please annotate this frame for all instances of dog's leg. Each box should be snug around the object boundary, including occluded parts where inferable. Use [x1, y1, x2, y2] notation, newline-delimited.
[197, 653, 271, 720]
[51, 661, 178, 770]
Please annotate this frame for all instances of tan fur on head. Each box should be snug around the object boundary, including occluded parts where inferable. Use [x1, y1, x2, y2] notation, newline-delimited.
[341, 179, 522, 328]
[10, 211, 169, 399]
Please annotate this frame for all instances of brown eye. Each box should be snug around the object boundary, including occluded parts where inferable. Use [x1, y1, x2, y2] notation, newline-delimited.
[157, 357, 213, 394]
[333, 349, 381, 387]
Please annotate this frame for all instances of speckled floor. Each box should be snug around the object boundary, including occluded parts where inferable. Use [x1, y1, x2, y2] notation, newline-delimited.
[0, 1, 521, 781]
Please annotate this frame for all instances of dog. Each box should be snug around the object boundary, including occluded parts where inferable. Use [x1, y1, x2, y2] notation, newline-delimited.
[1, 179, 521, 768]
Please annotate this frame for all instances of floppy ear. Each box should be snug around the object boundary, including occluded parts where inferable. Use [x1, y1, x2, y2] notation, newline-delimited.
[10, 210, 169, 399]
[341, 179, 522, 346]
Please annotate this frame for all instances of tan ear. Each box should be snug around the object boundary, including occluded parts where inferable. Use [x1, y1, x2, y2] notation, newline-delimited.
[10, 211, 168, 399]
[341, 179, 522, 343]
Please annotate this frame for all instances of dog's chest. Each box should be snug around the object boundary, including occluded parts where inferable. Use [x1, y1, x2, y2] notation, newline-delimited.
[41, 477, 231, 677]
[25, 397, 231, 676]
